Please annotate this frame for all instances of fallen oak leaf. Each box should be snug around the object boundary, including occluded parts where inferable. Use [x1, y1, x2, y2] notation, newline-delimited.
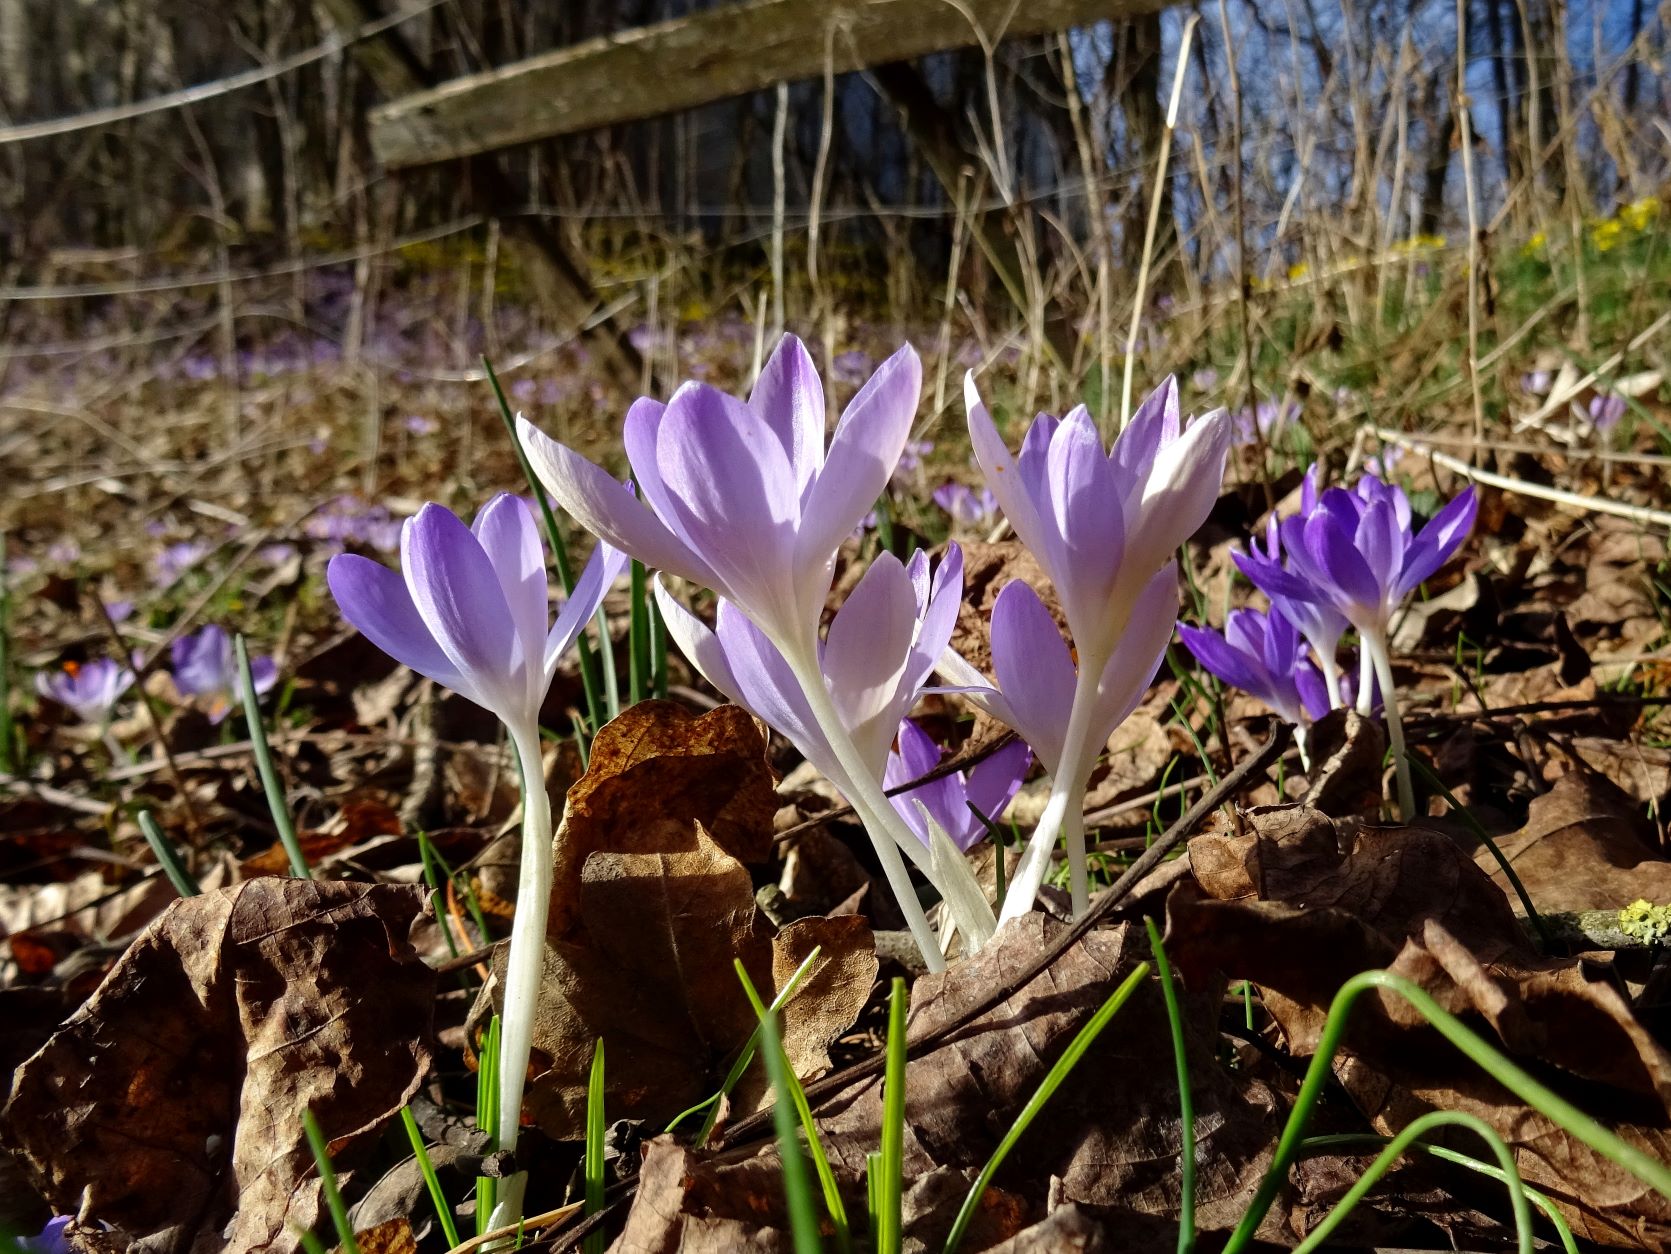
[2, 879, 434, 1254]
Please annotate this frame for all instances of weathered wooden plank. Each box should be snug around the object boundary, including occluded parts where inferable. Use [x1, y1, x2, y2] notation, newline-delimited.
[370, 0, 1167, 170]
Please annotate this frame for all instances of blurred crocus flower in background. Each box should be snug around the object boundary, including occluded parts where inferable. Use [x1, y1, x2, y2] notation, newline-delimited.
[22, 1216, 71, 1254]
[885, 718, 1031, 852]
[959, 373, 1231, 920]
[931, 481, 999, 531]
[1588, 392, 1627, 434]
[153, 541, 209, 586]
[172, 625, 276, 724]
[327, 492, 623, 1234]
[894, 436, 935, 481]
[1522, 369, 1553, 396]
[35, 658, 134, 724]
[1232, 396, 1298, 448]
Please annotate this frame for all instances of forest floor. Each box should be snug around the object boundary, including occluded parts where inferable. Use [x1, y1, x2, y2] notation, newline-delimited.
[2, 205, 1671, 1253]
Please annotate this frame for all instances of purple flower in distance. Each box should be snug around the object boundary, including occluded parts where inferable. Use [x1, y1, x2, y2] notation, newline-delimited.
[1589, 393, 1627, 433]
[518, 334, 920, 658]
[832, 349, 872, 384]
[932, 482, 999, 531]
[35, 658, 134, 724]
[894, 437, 934, 481]
[327, 494, 624, 737]
[172, 626, 276, 724]
[1179, 607, 1333, 727]
[1232, 397, 1297, 448]
[885, 718, 1031, 852]
[153, 541, 210, 586]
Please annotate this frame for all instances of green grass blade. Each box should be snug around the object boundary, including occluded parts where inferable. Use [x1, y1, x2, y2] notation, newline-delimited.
[943, 962, 1151, 1254]
[672, 945, 824, 1146]
[138, 809, 200, 897]
[235, 633, 308, 879]
[877, 976, 908, 1254]
[627, 559, 649, 707]
[477, 1015, 502, 1237]
[648, 590, 669, 701]
[1290, 1111, 1531, 1254]
[584, 1039, 608, 1254]
[1144, 918, 1195, 1254]
[735, 961, 826, 1253]
[1300, 1133, 1577, 1254]
[1220, 968, 1671, 1254]
[302, 1109, 360, 1254]
[399, 1107, 462, 1249]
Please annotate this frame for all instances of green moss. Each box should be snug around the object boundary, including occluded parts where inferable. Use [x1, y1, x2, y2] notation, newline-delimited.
[1619, 899, 1671, 945]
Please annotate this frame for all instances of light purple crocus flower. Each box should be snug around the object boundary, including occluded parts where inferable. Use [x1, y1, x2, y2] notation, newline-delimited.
[1232, 397, 1297, 448]
[932, 482, 1000, 532]
[171, 625, 276, 724]
[327, 493, 623, 1230]
[885, 718, 1031, 852]
[1589, 393, 1626, 434]
[35, 658, 134, 724]
[22, 1216, 71, 1254]
[523, 336, 990, 969]
[153, 541, 210, 586]
[1179, 607, 1333, 728]
[960, 373, 1231, 919]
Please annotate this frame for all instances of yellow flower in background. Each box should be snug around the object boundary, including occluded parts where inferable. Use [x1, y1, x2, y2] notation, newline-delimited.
[1592, 219, 1624, 252]
[1288, 260, 1311, 281]
[1622, 197, 1661, 232]
[1522, 230, 1548, 258]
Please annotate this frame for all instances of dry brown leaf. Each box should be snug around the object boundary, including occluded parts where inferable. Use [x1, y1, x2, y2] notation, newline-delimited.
[1174, 804, 1671, 1247]
[2, 879, 434, 1254]
[610, 1136, 808, 1254]
[1475, 768, 1671, 913]
[512, 825, 877, 1139]
[549, 700, 778, 938]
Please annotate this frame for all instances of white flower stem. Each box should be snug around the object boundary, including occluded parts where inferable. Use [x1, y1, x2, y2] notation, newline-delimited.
[784, 649, 947, 974]
[1363, 632, 1415, 821]
[487, 720, 554, 1231]
[1355, 647, 1375, 715]
[1000, 662, 1100, 923]
[1317, 651, 1344, 712]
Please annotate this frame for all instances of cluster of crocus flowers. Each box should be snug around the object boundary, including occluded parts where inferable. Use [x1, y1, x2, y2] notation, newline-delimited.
[518, 336, 999, 965]
[1201, 466, 1475, 817]
[328, 493, 622, 1229]
[941, 377, 1232, 921]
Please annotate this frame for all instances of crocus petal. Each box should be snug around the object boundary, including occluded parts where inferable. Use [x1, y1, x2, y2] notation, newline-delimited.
[1121, 407, 1232, 579]
[711, 602, 837, 782]
[932, 646, 1026, 732]
[967, 375, 1053, 573]
[657, 382, 802, 636]
[962, 738, 1032, 838]
[402, 505, 525, 722]
[1109, 375, 1180, 492]
[749, 333, 826, 501]
[248, 656, 278, 697]
[1355, 496, 1404, 607]
[796, 344, 921, 580]
[1302, 507, 1382, 624]
[546, 540, 628, 680]
[1045, 408, 1124, 639]
[1178, 623, 1267, 697]
[894, 717, 944, 782]
[1394, 487, 1477, 600]
[823, 553, 919, 774]
[1295, 660, 1332, 722]
[471, 494, 548, 698]
[621, 397, 683, 528]
[903, 543, 964, 692]
[517, 415, 719, 589]
[652, 579, 743, 705]
[328, 554, 470, 698]
[1090, 562, 1179, 742]
[989, 580, 1078, 773]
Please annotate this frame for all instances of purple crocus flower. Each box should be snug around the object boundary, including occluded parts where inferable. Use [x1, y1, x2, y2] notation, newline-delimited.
[657, 544, 997, 953]
[171, 625, 277, 724]
[519, 335, 919, 657]
[35, 659, 134, 724]
[153, 541, 210, 586]
[885, 718, 1031, 852]
[1232, 397, 1297, 448]
[327, 495, 623, 739]
[327, 493, 623, 1227]
[961, 373, 1231, 919]
[1252, 472, 1476, 816]
[932, 482, 1000, 531]
[1234, 492, 1351, 707]
[894, 437, 934, 481]
[1589, 393, 1627, 433]
[1179, 607, 1333, 728]
[22, 1216, 71, 1254]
